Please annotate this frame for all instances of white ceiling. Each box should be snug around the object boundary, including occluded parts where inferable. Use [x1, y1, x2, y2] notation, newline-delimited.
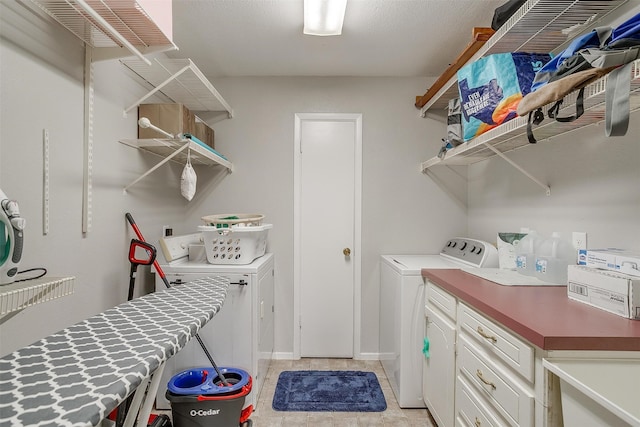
[168, 0, 506, 78]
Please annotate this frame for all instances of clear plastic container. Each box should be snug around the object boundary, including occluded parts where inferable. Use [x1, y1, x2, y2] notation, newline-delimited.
[514, 230, 542, 276]
[534, 232, 576, 284]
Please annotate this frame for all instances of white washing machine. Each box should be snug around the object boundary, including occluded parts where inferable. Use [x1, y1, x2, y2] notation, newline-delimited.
[380, 238, 498, 408]
[153, 242, 274, 411]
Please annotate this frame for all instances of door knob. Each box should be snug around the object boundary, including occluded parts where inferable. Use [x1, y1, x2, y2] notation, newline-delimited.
[343, 248, 351, 256]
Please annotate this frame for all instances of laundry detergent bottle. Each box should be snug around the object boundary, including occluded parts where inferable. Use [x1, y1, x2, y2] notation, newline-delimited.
[514, 230, 542, 276]
[534, 232, 576, 284]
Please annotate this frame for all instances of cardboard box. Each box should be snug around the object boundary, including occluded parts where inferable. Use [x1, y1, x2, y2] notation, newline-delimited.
[138, 103, 195, 139]
[584, 249, 640, 277]
[194, 121, 214, 148]
[616, 253, 640, 277]
[567, 265, 640, 320]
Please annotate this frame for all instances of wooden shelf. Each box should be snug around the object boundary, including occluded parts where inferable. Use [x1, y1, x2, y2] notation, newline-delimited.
[415, 28, 495, 109]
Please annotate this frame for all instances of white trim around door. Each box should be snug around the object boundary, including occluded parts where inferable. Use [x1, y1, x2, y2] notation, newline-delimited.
[293, 113, 363, 359]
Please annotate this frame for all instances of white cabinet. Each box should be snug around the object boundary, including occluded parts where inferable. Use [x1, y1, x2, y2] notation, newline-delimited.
[425, 283, 537, 427]
[457, 335, 535, 426]
[425, 276, 640, 427]
[424, 281, 458, 427]
[457, 304, 536, 427]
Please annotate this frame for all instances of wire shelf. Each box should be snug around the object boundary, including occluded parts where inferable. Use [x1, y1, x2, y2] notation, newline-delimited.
[421, 59, 640, 170]
[419, 0, 629, 115]
[122, 58, 233, 116]
[0, 277, 75, 317]
[120, 138, 232, 169]
[27, 0, 176, 53]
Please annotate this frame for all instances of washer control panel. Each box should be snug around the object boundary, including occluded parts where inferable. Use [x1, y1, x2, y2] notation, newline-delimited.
[440, 238, 499, 268]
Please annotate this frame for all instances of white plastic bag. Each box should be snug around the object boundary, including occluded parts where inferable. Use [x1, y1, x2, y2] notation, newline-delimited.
[181, 150, 197, 201]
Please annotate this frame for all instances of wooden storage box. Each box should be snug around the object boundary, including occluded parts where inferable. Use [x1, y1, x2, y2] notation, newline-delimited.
[194, 121, 215, 148]
[138, 103, 195, 139]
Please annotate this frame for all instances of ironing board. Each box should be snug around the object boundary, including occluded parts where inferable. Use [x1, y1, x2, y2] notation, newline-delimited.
[0, 276, 229, 427]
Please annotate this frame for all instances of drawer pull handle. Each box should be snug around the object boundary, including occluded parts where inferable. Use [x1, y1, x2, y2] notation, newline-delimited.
[476, 326, 497, 343]
[475, 417, 482, 427]
[476, 369, 497, 390]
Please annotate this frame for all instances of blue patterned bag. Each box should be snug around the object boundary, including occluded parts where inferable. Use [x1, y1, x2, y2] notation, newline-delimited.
[457, 52, 551, 141]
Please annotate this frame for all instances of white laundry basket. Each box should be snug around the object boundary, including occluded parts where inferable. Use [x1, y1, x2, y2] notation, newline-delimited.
[201, 214, 264, 228]
[198, 224, 272, 265]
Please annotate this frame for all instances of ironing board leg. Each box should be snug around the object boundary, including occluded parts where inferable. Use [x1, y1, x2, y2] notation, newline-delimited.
[121, 362, 166, 427]
[123, 377, 149, 427]
[124, 362, 165, 427]
[136, 362, 166, 426]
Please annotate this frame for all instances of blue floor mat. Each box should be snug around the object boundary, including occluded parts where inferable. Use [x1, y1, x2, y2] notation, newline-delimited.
[272, 370, 387, 412]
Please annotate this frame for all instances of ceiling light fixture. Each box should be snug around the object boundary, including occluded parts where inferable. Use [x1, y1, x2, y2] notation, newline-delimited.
[304, 0, 347, 36]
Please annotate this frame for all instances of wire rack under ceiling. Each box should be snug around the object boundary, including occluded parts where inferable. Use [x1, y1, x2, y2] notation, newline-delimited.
[27, 0, 175, 50]
[420, 0, 630, 115]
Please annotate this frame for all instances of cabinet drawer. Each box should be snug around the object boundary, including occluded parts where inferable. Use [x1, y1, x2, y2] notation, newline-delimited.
[427, 281, 457, 320]
[458, 303, 534, 382]
[458, 336, 535, 427]
[456, 374, 508, 427]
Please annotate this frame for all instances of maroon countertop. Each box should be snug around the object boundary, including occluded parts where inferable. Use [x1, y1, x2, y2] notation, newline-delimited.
[422, 269, 640, 351]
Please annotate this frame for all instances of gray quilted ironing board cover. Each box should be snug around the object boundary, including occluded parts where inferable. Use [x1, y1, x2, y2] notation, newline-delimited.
[0, 276, 229, 426]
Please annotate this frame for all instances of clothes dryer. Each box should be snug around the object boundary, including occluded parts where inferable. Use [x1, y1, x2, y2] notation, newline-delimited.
[380, 238, 498, 408]
[153, 251, 274, 411]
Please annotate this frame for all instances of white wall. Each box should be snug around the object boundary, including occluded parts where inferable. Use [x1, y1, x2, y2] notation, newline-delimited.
[9, 1, 633, 361]
[0, 1, 189, 355]
[466, 112, 640, 250]
[0, 2, 468, 357]
[464, 2, 640, 250]
[183, 77, 468, 356]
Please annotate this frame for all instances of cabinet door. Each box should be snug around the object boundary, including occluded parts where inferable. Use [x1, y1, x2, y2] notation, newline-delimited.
[424, 306, 457, 427]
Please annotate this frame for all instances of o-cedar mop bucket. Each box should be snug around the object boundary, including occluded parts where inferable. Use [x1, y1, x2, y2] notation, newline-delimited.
[166, 367, 253, 427]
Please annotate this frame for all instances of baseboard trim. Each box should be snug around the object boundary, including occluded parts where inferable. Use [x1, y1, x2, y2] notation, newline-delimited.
[272, 352, 295, 360]
[271, 352, 381, 360]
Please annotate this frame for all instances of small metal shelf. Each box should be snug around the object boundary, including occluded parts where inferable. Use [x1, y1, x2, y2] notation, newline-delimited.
[121, 58, 234, 117]
[119, 138, 234, 191]
[27, 0, 177, 64]
[0, 276, 76, 323]
[418, 0, 629, 116]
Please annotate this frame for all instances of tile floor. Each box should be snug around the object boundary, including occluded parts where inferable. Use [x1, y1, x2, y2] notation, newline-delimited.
[249, 358, 437, 427]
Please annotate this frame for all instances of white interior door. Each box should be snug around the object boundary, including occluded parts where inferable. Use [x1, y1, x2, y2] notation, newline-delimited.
[294, 113, 362, 358]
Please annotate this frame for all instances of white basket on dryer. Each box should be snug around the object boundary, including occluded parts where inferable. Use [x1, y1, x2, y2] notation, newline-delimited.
[201, 213, 264, 228]
[198, 223, 272, 265]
